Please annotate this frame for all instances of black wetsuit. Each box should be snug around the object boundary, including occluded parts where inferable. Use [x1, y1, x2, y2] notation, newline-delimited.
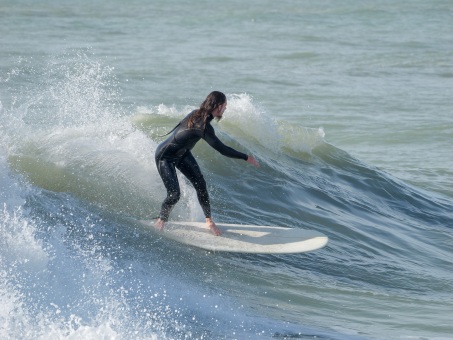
[155, 110, 248, 221]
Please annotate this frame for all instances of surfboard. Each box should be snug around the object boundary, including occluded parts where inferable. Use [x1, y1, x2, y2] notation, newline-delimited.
[137, 220, 328, 254]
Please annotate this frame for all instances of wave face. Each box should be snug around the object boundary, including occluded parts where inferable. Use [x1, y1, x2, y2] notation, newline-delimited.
[1, 54, 452, 339]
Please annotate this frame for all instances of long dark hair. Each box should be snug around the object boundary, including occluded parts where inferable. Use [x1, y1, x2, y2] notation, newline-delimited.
[188, 91, 226, 129]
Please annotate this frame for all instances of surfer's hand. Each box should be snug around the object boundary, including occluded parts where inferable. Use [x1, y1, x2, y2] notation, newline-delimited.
[247, 155, 260, 167]
[206, 218, 222, 236]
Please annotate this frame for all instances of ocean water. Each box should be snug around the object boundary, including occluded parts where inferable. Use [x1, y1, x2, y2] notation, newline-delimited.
[1, 0, 452, 339]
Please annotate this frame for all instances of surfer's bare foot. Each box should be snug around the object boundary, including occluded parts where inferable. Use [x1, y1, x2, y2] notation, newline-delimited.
[154, 218, 165, 231]
[206, 218, 222, 236]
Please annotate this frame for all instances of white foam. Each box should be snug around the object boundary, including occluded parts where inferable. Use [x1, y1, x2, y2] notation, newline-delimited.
[0, 205, 49, 273]
[221, 93, 324, 155]
[0, 156, 44, 272]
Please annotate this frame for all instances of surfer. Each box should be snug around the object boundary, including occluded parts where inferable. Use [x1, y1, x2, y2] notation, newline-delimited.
[154, 91, 259, 236]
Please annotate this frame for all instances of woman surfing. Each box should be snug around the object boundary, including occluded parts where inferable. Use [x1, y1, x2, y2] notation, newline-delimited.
[154, 91, 259, 236]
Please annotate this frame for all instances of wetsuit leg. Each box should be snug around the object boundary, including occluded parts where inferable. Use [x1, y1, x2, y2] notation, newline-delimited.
[176, 152, 211, 218]
[156, 158, 181, 221]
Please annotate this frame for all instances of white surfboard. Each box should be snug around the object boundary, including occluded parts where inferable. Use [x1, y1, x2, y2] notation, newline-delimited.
[137, 220, 328, 254]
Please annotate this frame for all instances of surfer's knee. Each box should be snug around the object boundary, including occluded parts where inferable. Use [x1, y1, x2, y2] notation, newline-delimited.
[192, 176, 207, 192]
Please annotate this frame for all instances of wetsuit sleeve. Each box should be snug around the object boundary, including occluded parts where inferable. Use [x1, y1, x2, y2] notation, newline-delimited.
[203, 124, 248, 160]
